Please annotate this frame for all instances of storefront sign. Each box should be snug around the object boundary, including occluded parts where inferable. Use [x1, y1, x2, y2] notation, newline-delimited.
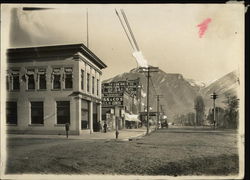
[102, 96, 123, 107]
[101, 79, 140, 107]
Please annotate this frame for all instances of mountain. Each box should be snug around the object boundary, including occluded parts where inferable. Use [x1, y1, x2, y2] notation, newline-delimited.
[103, 67, 201, 121]
[186, 79, 206, 88]
[103, 68, 239, 121]
[201, 70, 240, 109]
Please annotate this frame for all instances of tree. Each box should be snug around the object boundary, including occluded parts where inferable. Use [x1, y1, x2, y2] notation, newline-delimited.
[207, 107, 225, 128]
[206, 94, 239, 129]
[194, 96, 205, 126]
[224, 94, 239, 129]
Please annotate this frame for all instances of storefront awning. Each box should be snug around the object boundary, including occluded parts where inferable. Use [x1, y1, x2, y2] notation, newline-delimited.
[125, 113, 140, 122]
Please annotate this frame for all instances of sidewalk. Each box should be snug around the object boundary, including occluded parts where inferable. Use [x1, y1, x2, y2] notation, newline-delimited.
[7, 126, 156, 141]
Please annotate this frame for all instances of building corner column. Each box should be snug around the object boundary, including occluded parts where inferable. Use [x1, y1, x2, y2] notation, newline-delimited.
[89, 101, 93, 134]
[97, 103, 102, 130]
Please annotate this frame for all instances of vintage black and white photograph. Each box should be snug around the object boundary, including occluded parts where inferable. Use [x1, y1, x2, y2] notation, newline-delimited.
[0, 3, 245, 179]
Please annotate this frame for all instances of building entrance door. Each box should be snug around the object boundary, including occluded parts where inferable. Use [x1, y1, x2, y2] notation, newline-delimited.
[93, 102, 99, 132]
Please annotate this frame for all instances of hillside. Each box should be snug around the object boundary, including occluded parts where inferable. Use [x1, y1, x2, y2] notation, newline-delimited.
[201, 70, 240, 109]
[103, 67, 201, 121]
[103, 68, 240, 121]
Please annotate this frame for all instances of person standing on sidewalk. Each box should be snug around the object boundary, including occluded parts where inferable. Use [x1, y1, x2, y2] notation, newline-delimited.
[104, 122, 107, 133]
[65, 123, 70, 138]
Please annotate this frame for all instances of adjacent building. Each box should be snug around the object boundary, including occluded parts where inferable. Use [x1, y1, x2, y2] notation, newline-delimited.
[6, 44, 107, 135]
[101, 79, 141, 130]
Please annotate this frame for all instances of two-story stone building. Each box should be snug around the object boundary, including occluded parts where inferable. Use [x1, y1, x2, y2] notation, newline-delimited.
[6, 43, 107, 135]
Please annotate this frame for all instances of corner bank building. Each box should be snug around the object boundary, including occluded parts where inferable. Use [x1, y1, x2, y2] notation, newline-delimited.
[6, 44, 107, 135]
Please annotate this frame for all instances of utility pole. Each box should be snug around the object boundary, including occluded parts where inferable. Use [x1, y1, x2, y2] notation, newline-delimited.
[194, 107, 196, 128]
[139, 66, 159, 134]
[156, 95, 163, 129]
[211, 92, 218, 130]
[138, 84, 142, 113]
[131, 95, 134, 113]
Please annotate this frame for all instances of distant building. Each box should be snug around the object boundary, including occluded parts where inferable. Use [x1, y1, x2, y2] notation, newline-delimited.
[6, 44, 107, 135]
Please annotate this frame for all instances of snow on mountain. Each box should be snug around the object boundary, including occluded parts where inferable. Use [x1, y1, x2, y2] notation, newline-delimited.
[186, 78, 206, 88]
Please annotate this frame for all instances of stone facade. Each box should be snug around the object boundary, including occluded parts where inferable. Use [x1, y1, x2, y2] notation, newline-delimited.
[6, 44, 107, 135]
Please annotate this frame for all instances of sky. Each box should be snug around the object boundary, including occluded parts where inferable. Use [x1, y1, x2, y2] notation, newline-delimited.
[1, 4, 244, 83]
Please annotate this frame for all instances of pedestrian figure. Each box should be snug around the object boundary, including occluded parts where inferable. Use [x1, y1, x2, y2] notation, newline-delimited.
[115, 130, 119, 139]
[65, 123, 70, 138]
[104, 122, 107, 133]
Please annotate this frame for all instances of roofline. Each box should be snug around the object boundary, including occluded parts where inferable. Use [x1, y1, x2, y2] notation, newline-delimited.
[7, 43, 107, 69]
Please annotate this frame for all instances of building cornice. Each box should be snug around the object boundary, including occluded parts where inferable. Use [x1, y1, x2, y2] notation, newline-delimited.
[73, 53, 102, 75]
[7, 43, 107, 70]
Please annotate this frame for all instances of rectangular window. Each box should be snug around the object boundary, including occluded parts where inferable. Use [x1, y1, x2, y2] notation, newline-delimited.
[6, 76, 9, 91]
[53, 68, 61, 90]
[6, 101, 17, 125]
[38, 68, 46, 90]
[12, 70, 20, 90]
[64, 68, 73, 89]
[81, 70, 84, 90]
[56, 101, 70, 124]
[97, 79, 99, 96]
[87, 73, 90, 92]
[31, 102, 44, 124]
[92, 76, 95, 94]
[27, 69, 35, 90]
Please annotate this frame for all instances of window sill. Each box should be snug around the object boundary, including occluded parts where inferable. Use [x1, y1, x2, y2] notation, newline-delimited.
[6, 124, 17, 126]
[63, 88, 73, 91]
[51, 89, 61, 91]
[28, 124, 44, 126]
[26, 89, 36, 92]
[10, 90, 20, 92]
[37, 89, 47, 91]
[54, 124, 70, 127]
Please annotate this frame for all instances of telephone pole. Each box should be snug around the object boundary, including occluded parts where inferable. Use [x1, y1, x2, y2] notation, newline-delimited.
[139, 66, 159, 134]
[211, 92, 218, 130]
[156, 95, 163, 129]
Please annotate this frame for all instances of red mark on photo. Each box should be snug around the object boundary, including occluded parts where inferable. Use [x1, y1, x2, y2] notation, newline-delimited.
[197, 18, 212, 38]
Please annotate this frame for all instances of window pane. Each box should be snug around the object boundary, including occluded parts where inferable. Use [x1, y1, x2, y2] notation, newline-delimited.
[87, 73, 90, 92]
[65, 74, 73, 89]
[81, 70, 84, 90]
[97, 79, 99, 96]
[92, 76, 95, 94]
[6, 102, 17, 124]
[39, 74, 46, 89]
[28, 74, 35, 90]
[6, 76, 9, 91]
[56, 101, 70, 124]
[13, 75, 20, 90]
[53, 75, 61, 89]
[31, 102, 44, 124]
